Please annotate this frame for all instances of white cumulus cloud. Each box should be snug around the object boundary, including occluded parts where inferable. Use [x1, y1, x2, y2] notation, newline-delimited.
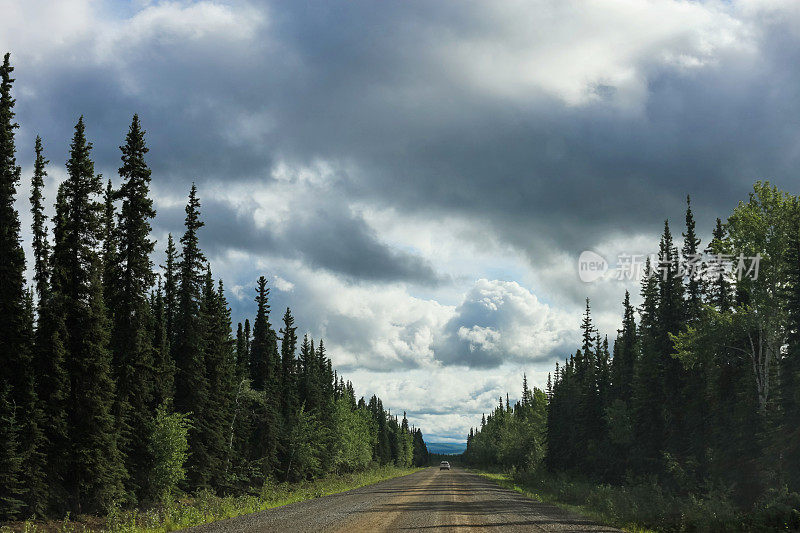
[434, 279, 578, 368]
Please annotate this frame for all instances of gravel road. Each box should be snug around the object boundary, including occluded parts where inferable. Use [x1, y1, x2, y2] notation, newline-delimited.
[188, 467, 620, 532]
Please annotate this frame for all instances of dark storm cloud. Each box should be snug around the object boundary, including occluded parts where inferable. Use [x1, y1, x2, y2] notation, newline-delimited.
[154, 197, 441, 286]
[249, 1, 800, 256]
[7, 0, 800, 295]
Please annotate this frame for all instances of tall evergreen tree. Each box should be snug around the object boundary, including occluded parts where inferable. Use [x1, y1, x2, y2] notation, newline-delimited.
[280, 307, 298, 394]
[522, 373, 533, 406]
[235, 322, 247, 380]
[35, 184, 71, 513]
[0, 53, 27, 380]
[28, 140, 55, 510]
[101, 179, 117, 303]
[632, 258, 664, 473]
[611, 291, 637, 403]
[52, 117, 125, 512]
[192, 270, 236, 488]
[18, 289, 48, 516]
[249, 276, 280, 478]
[174, 185, 207, 416]
[163, 233, 178, 350]
[30, 135, 49, 299]
[544, 373, 552, 401]
[596, 334, 611, 411]
[111, 114, 158, 500]
[279, 307, 299, 442]
[0, 52, 46, 518]
[682, 196, 711, 482]
[299, 334, 314, 405]
[250, 276, 273, 391]
[657, 221, 688, 465]
[577, 299, 601, 473]
[150, 277, 173, 408]
[0, 52, 24, 515]
[707, 218, 732, 312]
[682, 196, 703, 321]
[243, 318, 253, 364]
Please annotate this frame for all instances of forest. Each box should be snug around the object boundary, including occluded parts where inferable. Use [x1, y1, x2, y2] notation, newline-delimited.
[463, 184, 800, 528]
[0, 53, 428, 521]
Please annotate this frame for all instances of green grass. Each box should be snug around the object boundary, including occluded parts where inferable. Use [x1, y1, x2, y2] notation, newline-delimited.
[2, 466, 423, 533]
[472, 471, 654, 533]
[471, 469, 800, 532]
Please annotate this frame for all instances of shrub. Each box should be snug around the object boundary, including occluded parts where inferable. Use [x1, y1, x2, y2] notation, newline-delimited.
[148, 405, 191, 502]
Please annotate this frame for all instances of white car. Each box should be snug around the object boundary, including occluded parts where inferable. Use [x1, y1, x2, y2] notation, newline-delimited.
[440, 461, 451, 470]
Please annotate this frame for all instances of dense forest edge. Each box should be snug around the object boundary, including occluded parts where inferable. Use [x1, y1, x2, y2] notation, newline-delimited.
[462, 184, 800, 530]
[0, 52, 430, 530]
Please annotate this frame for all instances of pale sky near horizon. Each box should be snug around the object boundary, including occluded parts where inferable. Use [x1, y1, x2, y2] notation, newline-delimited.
[3, 0, 800, 442]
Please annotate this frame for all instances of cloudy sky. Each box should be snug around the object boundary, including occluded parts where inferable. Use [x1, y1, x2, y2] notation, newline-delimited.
[3, 0, 800, 443]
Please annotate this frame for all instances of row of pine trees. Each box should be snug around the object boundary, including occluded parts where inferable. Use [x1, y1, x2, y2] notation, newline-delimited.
[464, 183, 800, 509]
[0, 53, 428, 521]
[461, 377, 548, 471]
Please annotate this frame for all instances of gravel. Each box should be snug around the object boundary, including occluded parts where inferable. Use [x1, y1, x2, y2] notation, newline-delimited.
[188, 467, 621, 532]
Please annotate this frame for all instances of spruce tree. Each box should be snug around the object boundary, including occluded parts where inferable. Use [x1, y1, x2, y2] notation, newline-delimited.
[682, 196, 703, 321]
[682, 197, 711, 481]
[174, 185, 207, 416]
[150, 277, 173, 408]
[596, 334, 611, 411]
[30, 135, 49, 299]
[0, 53, 27, 378]
[111, 114, 158, 500]
[242, 318, 253, 364]
[53, 117, 125, 513]
[545, 373, 552, 401]
[0, 51, 45, 518]
[35, 184, 70, 513]
[632, 258, 665, 473]
[250, 276, 274, 391]
[192, 270, 235, 489]
[18, 289, 48, 516]
[657, 221, 688, 466]
[576, 299, 601, 473]
[101, 179, 117, 303]
[708, 218, 732, 311]
[28, 140, 57, 511]
[299, 334, 314, 406]
[280, 308, 298, 396]
[611, 291, 637, 403]
[279, 307, 299, 462]
[236, 322, 246, 378]
[249, 276, 279, 478]
[229, 317, 253, 487]
[163, 233, 178, 350]
[317, 339, 335, 409]
[522, 373, 533, 406]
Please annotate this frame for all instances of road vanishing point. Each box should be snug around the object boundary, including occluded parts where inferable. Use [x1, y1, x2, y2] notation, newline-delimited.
[190, 467, 620, 532]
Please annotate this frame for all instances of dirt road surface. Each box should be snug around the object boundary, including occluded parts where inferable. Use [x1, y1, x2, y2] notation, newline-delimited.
[189, 467, 620, 532]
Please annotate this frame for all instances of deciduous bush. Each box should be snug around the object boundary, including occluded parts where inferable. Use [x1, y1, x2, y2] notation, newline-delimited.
[148, 405, 191, 502]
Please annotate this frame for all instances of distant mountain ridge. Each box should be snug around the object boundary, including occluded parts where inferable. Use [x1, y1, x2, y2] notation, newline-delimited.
[426, 442, 466, 455]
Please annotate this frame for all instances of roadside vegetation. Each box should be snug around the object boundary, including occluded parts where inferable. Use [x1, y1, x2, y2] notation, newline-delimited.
[477, 470, 800, 532]
[463, 183, 800, 531]
[1, 466, 421, 533]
